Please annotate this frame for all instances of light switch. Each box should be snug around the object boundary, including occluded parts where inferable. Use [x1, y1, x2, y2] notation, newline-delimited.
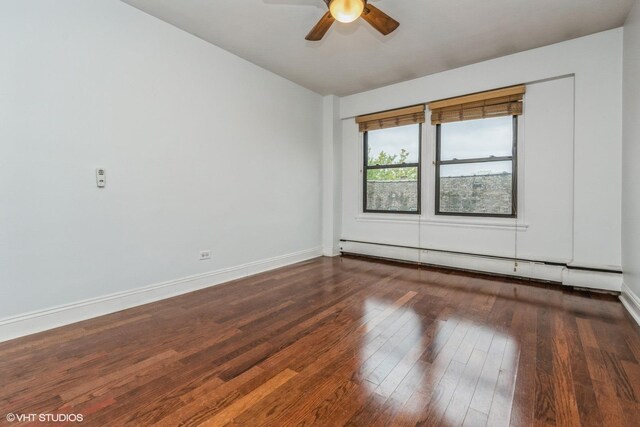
[96, 168, 106, 188]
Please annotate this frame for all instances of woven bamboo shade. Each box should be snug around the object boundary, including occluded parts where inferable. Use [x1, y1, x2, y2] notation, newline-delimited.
[356, 104, 425, 132]
[429, 85, 525, 125]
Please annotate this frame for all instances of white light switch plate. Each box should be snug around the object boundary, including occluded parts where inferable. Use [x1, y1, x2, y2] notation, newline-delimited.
[96, 168, 106, 188]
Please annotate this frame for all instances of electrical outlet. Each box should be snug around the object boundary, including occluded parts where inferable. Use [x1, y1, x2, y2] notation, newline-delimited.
[199, 250, 211, 260]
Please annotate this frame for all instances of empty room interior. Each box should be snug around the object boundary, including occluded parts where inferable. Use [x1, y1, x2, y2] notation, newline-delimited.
[2, 0, 640, 425]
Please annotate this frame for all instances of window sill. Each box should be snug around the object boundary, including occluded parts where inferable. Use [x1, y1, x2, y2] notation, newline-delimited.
[355, 214, 528, 231]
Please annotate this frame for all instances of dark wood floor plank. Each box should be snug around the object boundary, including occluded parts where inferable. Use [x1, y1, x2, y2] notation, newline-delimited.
[442, 347, 488, 425]
[583, 346, 627, 426]
[550, 312, 581, 426]
[201, 368, 297, 426]
[470, 333, 507, 415]
[0, 255, 638, 426]
[464, 407, 489, 427]
[416, 358, 467, 425]
[152, 365, 267, 426]
[563, 316, 605, 427]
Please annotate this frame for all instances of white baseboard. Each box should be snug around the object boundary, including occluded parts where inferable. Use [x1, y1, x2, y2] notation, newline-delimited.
[322, 247, 341, 257]
[620, 283, 640, 328]
[0, 247, 322, 343]
[339, 241, 622, 292]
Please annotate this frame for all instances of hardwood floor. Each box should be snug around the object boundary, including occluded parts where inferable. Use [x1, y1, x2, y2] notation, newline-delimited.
[1, 256, 639, 426]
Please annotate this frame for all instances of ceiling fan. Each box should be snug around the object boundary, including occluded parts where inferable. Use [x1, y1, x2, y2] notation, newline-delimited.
[306, 0, 399, 41]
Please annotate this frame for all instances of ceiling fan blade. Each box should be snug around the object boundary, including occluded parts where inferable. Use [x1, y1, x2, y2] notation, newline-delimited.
[361, 4, 399, 36]
[305, 11, 335, 41]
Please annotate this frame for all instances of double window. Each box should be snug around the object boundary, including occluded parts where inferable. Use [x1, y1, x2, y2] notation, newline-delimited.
[358, 85, 524, 218]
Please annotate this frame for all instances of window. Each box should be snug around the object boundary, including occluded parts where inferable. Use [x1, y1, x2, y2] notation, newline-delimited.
[356, 104, 425, 214]
[436, 116, 517, 216]
[363, 124, 421, 213]
[430, 85, 524, 217]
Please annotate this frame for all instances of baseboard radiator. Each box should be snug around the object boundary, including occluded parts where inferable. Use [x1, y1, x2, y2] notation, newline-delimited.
[339, 240, 622, 293]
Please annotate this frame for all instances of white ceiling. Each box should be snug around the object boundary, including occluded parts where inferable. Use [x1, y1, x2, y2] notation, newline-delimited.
[120, 0, 634, 96]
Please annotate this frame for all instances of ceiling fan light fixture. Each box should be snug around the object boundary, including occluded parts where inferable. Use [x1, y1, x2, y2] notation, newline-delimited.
[329, 0, 365, 24]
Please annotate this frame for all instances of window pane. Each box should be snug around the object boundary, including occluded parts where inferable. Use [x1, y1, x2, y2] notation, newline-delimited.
[367, 167, 418, 212]
[367, 124, 419, 166]
[440, 116, 513, 161]
[439, 161, 513, 215]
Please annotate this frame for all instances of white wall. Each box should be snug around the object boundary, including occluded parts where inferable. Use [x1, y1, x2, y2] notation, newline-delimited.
[621, 0, 640, 324]
[322, 95, 342, 256]
[338, 30, 624, 288]
[0, 0, 323, 336]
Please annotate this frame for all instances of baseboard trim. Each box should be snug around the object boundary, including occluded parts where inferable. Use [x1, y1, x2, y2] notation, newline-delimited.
[322, 247, 341, 257]
[620, 283, 640, 328]
[0, 247, 322, 343]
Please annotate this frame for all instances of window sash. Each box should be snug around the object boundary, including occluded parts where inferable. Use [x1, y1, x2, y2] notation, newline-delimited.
[439, 156, 512, 165]
[435, 117, 517, 218]
[363, 127, 422, 214]
[367, 162, 419, 170]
